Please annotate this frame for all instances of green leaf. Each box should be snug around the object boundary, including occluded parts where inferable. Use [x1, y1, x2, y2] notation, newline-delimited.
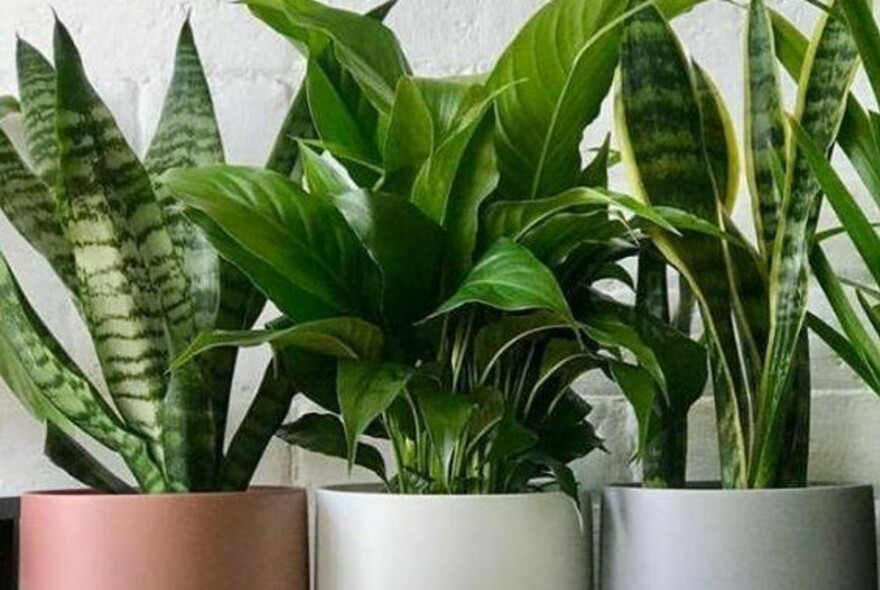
[610, 361, 656, 456]
[16, 38, 58, 185]
[145, 18, 225, 333]
[163, 165, 382, 321]
[754, 4, 860, 487]
[172, 317, 384, 369]
[474, 312, 572, 382]
[581, 314, 666, 392]
[617, 3, 748, 487]
[55, 20, 178, 443]
[221, 362, 297, 490]
[327, 189, 445, 324]
[0, 254, 166, 492]
[415, 384, 476, 486]
[247, 0, 409, 113]
[306, 61, 381, 169]
[277, 413, 387, 481]
[580, 136, 612, 188]
[0, 130, 77, 291]
[482, 187, 677, 248]
[793, 120, 880, 287]
[839, 0, 880, 105]
[745, 0, 787, 261]
[337, 360, 413, 469]
[44, 424, 134, 493]
[430, 238, 573, 322]
[808, 312, 880, 391]
[0, 96, 18, 119]
[381, 76, 435, 189]
[300, 144, 358, 196]
[693, 63, 739, 212]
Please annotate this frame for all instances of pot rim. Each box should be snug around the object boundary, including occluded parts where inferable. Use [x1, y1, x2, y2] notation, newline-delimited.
[316, 483, 582, 501]
[22, 485, 306, 502]
[603, 481, 874, 495]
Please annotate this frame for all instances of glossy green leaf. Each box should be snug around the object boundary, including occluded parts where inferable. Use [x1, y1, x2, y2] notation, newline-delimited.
[173, 317, 384, 369]
[415, 384, 476, 486]
[474, 312, 571, 382]
[328, 189, 445, 324]
[300, 144, 358, 197]
[163, 165, 382, 321]
[277, 412, 387, 481]
[337, 360, 413, 469]
[430, 238, 573, 322]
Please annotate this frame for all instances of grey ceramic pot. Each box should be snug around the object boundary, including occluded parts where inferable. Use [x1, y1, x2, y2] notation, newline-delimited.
[600, 484, 877, 590]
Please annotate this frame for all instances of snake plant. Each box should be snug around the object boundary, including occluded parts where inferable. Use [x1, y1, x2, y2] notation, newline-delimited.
[0, 18, 293, 493]
[616, 0, 859, 488]
[162, 0, 715, 497]
[792, 0, 880, 402]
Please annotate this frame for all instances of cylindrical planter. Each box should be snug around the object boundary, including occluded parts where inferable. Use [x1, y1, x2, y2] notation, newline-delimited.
[316, 485, 591, 590]
[20, 486, 308, 590]
[600, 484, 877, 590]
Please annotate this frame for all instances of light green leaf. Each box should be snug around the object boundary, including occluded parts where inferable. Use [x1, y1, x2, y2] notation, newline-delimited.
[300, 144, 358, 196]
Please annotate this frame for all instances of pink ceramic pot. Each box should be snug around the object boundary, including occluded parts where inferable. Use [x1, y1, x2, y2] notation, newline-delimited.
[19, 486, 308, 590]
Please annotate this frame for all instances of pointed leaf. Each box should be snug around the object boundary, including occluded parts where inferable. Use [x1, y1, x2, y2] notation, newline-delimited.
[16, 39, 58, 184]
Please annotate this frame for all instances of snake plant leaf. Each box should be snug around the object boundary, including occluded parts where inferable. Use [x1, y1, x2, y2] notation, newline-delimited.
[55, 20, 176, 443]
[221, 363, 297, 490]
[0, 96, 18, 120]
[163, 165, 382, 321]
[0, 131, 77, 291]
[793, 120, 880, 286]
[306, 61, 382, 170]
[45, 424, 135, 493]
[745, 0, 787, 262]
[754, 5, 860, 486]
[16, 39, 58, 185]
[693, 63, 739, 213]
[415, 384, 476, 488]
[277, 412, 387, 481]
[162, 362, 217, 491]
[772, 9, 880, 208]
[328, 189, 445, 325]
[145, 19, 225, 334]
[430, 238, 574, 323]
[617, 3, 749, 487]
[172, 317, 384, 369]
[337, 360, 413, 470]
[839, 0, 880, 104]
[0, 254, 166, 492]
[857, 290, 880, 338]
[246, 0, 409, 114]
[300, 144, 358, 196]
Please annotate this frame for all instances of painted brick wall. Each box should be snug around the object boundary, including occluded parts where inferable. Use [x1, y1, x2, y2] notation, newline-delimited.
[0, 0, 877, 505]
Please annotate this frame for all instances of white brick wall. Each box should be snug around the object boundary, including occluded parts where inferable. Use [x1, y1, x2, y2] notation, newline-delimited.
[0, 0, 878, 504]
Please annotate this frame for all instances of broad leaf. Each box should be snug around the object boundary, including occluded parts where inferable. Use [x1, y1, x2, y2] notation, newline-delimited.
[430, 238, 573, 322]
[337, 360, 413, 469]
[163, 165, 383, 321]
[277, 413, 387, 481]
[415, 384, 476, 486]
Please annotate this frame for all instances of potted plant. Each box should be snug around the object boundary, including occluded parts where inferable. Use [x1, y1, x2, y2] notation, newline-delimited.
[162, 0, 711, 588]
[0, 17, 307, 590]
[601, 1, 877, 588]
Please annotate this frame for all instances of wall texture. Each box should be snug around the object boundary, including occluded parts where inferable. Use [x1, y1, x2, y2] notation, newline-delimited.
[0, 0, 878, 500]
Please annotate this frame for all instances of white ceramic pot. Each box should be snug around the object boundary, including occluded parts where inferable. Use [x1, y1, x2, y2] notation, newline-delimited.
[600, 484, 877, 590]
[315, 485, 591, 590]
